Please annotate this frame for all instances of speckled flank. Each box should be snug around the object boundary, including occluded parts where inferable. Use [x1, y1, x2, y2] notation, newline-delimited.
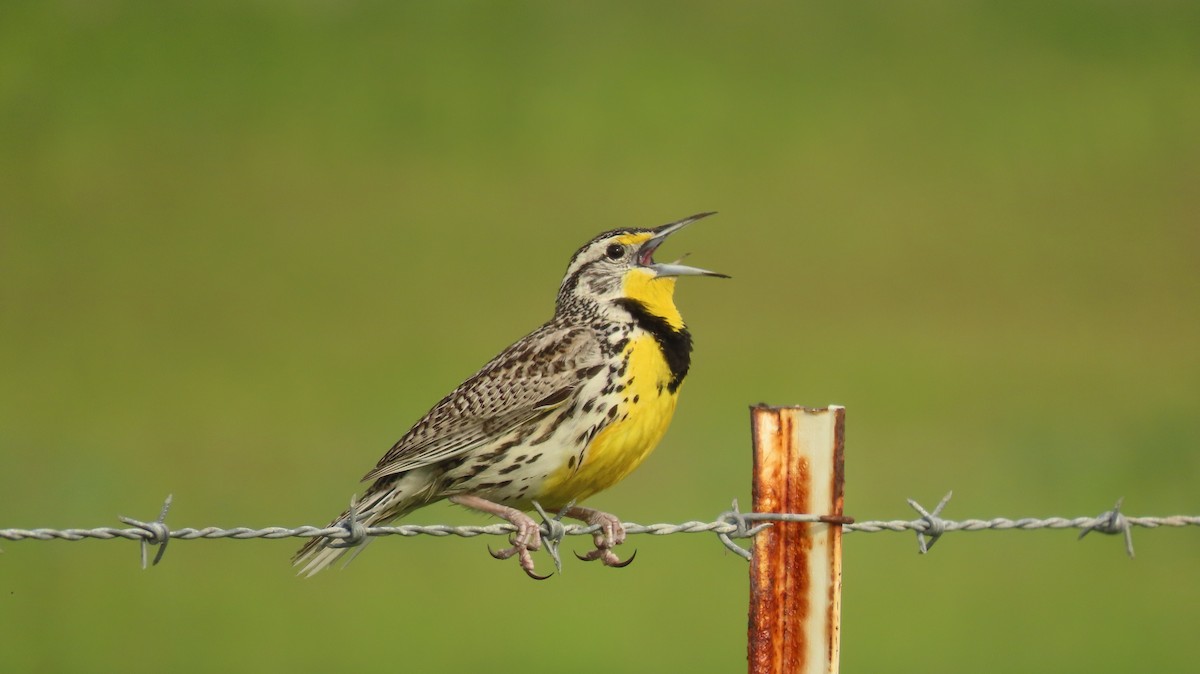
[536, 333, 681, 507]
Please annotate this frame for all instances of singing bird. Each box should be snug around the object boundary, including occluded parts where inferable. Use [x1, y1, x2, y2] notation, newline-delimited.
[295, 212, 726, 578]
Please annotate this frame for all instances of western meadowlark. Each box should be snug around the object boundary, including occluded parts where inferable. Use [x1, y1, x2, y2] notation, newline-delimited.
[294, 212, 726, 579]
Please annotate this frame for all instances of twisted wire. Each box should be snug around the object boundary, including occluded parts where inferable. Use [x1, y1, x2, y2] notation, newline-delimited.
[2, 493, 1196, 567]
[6, 514, 1196, 543]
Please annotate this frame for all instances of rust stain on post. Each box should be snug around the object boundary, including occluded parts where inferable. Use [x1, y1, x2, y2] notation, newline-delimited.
[748, 405, 845, 674]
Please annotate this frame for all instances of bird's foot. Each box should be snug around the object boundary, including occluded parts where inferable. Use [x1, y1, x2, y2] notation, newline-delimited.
[487, 518, 549, 580]
[449, 494, 550, 580]
[566, 506, 636, 568]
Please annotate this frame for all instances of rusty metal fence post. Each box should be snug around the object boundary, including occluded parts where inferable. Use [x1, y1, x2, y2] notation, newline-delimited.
[748, 405, 846, 674]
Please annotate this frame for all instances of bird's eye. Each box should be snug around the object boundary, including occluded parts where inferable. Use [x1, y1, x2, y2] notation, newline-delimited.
[606, 244, 625, 260]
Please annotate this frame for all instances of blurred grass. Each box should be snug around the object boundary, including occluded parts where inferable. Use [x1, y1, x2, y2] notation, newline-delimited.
[2, 2, 1198, 672]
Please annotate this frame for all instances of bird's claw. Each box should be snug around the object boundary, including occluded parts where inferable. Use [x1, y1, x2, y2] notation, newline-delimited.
[574, 546, 637, 567]
[524, 567, 553, 581]
[486, 517, 551, 579]
[610, 549, 636, 568]
[571, 510, 634, 568]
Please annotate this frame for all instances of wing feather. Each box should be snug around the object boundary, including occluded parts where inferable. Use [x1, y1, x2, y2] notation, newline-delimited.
[361, 324, 602, 482]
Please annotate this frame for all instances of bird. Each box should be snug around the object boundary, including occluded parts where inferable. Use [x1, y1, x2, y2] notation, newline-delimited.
[294, 212, 727, 579]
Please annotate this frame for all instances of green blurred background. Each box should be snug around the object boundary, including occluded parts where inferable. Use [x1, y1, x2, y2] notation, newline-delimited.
[2, 3, 1198, 672]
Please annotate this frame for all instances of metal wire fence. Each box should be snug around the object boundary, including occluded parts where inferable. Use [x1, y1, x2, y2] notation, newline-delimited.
[2, 492, 1196, 570]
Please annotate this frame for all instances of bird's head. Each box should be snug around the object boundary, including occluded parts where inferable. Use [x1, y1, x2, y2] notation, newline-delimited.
[556, 212, 727, 326]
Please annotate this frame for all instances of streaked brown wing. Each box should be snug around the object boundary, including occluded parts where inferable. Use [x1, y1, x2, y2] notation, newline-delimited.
[360, 324, 602, 482]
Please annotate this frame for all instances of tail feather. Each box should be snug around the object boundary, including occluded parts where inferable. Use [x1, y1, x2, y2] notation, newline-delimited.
[292, 477, 427, 577]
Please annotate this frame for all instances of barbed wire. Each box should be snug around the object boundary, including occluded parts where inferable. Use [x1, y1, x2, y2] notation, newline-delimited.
[1, 492, 1196, 569]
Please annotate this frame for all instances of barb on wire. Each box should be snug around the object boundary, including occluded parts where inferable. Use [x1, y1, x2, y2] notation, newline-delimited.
[117, 493, 173, 569]
[1078, 497, 1135, 558]
[716, 499, 761, 560]
[715, 499, 839, 559]
[532, 500, 569, 573]
[907, 491, 953, 554]
[327, 495, 367, 550]
[2, 494, 1197, 569]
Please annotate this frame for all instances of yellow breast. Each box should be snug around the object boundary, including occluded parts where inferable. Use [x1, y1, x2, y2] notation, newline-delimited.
[537, 333, 680, 507]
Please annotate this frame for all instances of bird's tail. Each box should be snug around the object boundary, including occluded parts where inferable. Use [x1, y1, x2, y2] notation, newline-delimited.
[292, 474, 431, 577]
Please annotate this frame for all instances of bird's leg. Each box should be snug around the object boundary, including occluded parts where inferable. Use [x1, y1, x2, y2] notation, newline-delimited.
[448, 495, 549, 580]
[565, 505, 635, 568]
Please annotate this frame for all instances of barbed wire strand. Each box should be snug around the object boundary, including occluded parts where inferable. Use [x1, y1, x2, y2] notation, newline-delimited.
[2, 492, 1197, 568]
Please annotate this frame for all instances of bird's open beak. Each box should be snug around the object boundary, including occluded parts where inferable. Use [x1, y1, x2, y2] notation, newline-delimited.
[638, 212, 730, 279]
